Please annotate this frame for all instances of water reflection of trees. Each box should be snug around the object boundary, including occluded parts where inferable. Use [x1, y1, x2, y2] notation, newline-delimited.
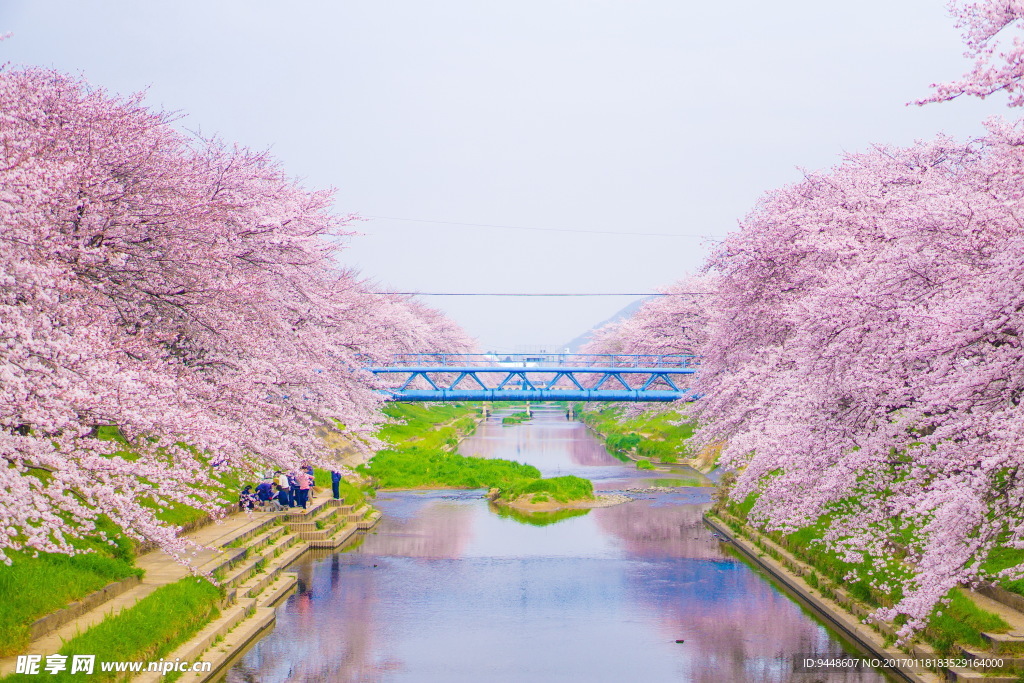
[358, 501, 473, 559]
[226, 501, 475, 682]
[595, 500, 883, 682]
[461, 414, 621, 470]
[593, 498, 722, 560]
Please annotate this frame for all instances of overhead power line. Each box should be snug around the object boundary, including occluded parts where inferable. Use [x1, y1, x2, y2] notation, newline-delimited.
[363, 215, 717, 239]
[381, 292, 708, 297]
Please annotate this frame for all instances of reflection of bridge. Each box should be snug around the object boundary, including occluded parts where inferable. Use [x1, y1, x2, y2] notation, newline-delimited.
[366, 354, 698, 402]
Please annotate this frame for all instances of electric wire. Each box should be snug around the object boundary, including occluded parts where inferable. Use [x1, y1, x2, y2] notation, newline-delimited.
[379, 292, 708, 297]
[363, 214, 719, 239]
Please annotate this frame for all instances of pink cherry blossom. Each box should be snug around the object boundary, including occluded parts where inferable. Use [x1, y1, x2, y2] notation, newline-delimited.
[690, 121, 1024, 635]
[919, 0, 1024, 106]
[0, 67, 472, 565]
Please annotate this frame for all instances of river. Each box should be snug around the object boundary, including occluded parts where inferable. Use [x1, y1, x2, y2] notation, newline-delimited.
[226, 405, 891, 682]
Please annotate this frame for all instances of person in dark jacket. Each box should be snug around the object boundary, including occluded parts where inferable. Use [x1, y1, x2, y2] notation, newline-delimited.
[255, 478, 274, 509]
[331, 470, 342, 500]
[287, 470, 299, 508]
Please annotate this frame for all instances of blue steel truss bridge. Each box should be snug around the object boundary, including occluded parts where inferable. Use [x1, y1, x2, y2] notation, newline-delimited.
[365, 353, 697, 402]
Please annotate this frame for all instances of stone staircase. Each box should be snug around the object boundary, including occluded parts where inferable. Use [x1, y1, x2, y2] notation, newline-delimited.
[137, 496, 377, 682]
[0, 496, 379, 682]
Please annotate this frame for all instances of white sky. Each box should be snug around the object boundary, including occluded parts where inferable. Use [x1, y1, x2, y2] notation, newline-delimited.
[0, 1, 1010, 352]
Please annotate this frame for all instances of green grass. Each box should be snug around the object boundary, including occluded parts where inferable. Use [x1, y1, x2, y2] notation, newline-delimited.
[377, 402, 480, 451]
[575, 404, 695, 465]
[1, 577, 222, 682]
[501, 411, 532, 425]
[363, 447, 541, 490]
[363, 446, 593, 503]
[980, 545, 1024, 597]
[923, 589, 1009, 652]
[0, 548, 142, 657]
[364, 402, 593, 505]
[721, 496, 1010, 654]
[498, 474, 593, 503]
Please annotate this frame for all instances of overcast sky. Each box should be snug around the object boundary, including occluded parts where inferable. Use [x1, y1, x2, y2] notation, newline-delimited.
[1, 1, 1010, 352]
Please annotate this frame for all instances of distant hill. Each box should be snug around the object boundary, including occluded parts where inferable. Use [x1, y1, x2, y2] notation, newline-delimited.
[563, 297, 652, 352]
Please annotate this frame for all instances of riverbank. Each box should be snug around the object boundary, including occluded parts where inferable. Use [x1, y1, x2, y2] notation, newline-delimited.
[224, 407, 897, 681]
[0, 494, 377, 682]
[704, 512, 936, 683]
[573, 403, 718, 473]
[706, 509, 1024, 682]
[362, 403, 599, 511]
[490, 489, 631, 513]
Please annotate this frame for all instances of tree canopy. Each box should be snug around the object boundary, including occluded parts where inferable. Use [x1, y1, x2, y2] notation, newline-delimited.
[0, 68, 472, 564]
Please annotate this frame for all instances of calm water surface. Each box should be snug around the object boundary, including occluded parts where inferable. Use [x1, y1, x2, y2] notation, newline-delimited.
[227, 407, 889, 682]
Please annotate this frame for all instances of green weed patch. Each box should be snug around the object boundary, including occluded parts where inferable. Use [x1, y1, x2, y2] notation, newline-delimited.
[1, 578, 222, 682]
[575, 404, 695, 465]
[0, 548, 142, 657]
[365, 402, 593, 504]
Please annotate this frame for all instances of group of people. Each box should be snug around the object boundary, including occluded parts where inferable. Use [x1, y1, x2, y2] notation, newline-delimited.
[238, 465, 345, 512]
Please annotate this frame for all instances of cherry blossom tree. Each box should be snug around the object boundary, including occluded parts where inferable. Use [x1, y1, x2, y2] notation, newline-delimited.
[692, 120, 1024, 638]
[919, 0, 1024, 106]
[0, 68, 472, 565]
[579, 277, 711, 411]
[583, 277, 713, 358]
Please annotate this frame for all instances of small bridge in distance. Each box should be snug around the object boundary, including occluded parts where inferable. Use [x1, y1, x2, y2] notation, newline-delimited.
[365, 353, 698, 402]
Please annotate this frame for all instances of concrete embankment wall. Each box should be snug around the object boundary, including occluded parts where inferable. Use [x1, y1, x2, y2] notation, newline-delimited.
[704, 513, 936, 683]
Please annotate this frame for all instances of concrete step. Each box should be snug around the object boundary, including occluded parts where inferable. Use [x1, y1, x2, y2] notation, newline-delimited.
[237, 541, 305, 601]
[193, 513, 281, 551]
[285, 508, 342, 533]
[278, 497, 334, 523]
[943, 668, 1018, 682]
[307, 521, 359, 549]
[220, 532, 300, 591]
[131, 598, 262, 683]
[254, 572, 298, 609]
[957, 645, 1024, 671]
[294, 514, 351, 542]
[357, 510, 382, 530]
[238, 522, 286, 549]
[173, 606, 277, 683]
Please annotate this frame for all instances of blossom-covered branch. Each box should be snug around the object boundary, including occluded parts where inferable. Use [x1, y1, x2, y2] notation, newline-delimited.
[919, 0, 1024, 106]
[0, 68, 473, 565]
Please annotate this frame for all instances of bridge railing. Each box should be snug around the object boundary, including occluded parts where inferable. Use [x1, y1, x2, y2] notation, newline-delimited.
[363, 353, 699, 402]
[382, 353, 698, 368]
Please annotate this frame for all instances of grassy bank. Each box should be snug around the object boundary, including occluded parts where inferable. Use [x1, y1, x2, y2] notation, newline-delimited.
[501, 411, 532, 425]
[715, 494, 1011, 655]
[0, 442, 261, 658]
[2, 577, 222, 682]
[0, 523, 140, 657]
[574, 404, 703, 468]
[361, 402, 593, 505]
[0, 419, 370, 662]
